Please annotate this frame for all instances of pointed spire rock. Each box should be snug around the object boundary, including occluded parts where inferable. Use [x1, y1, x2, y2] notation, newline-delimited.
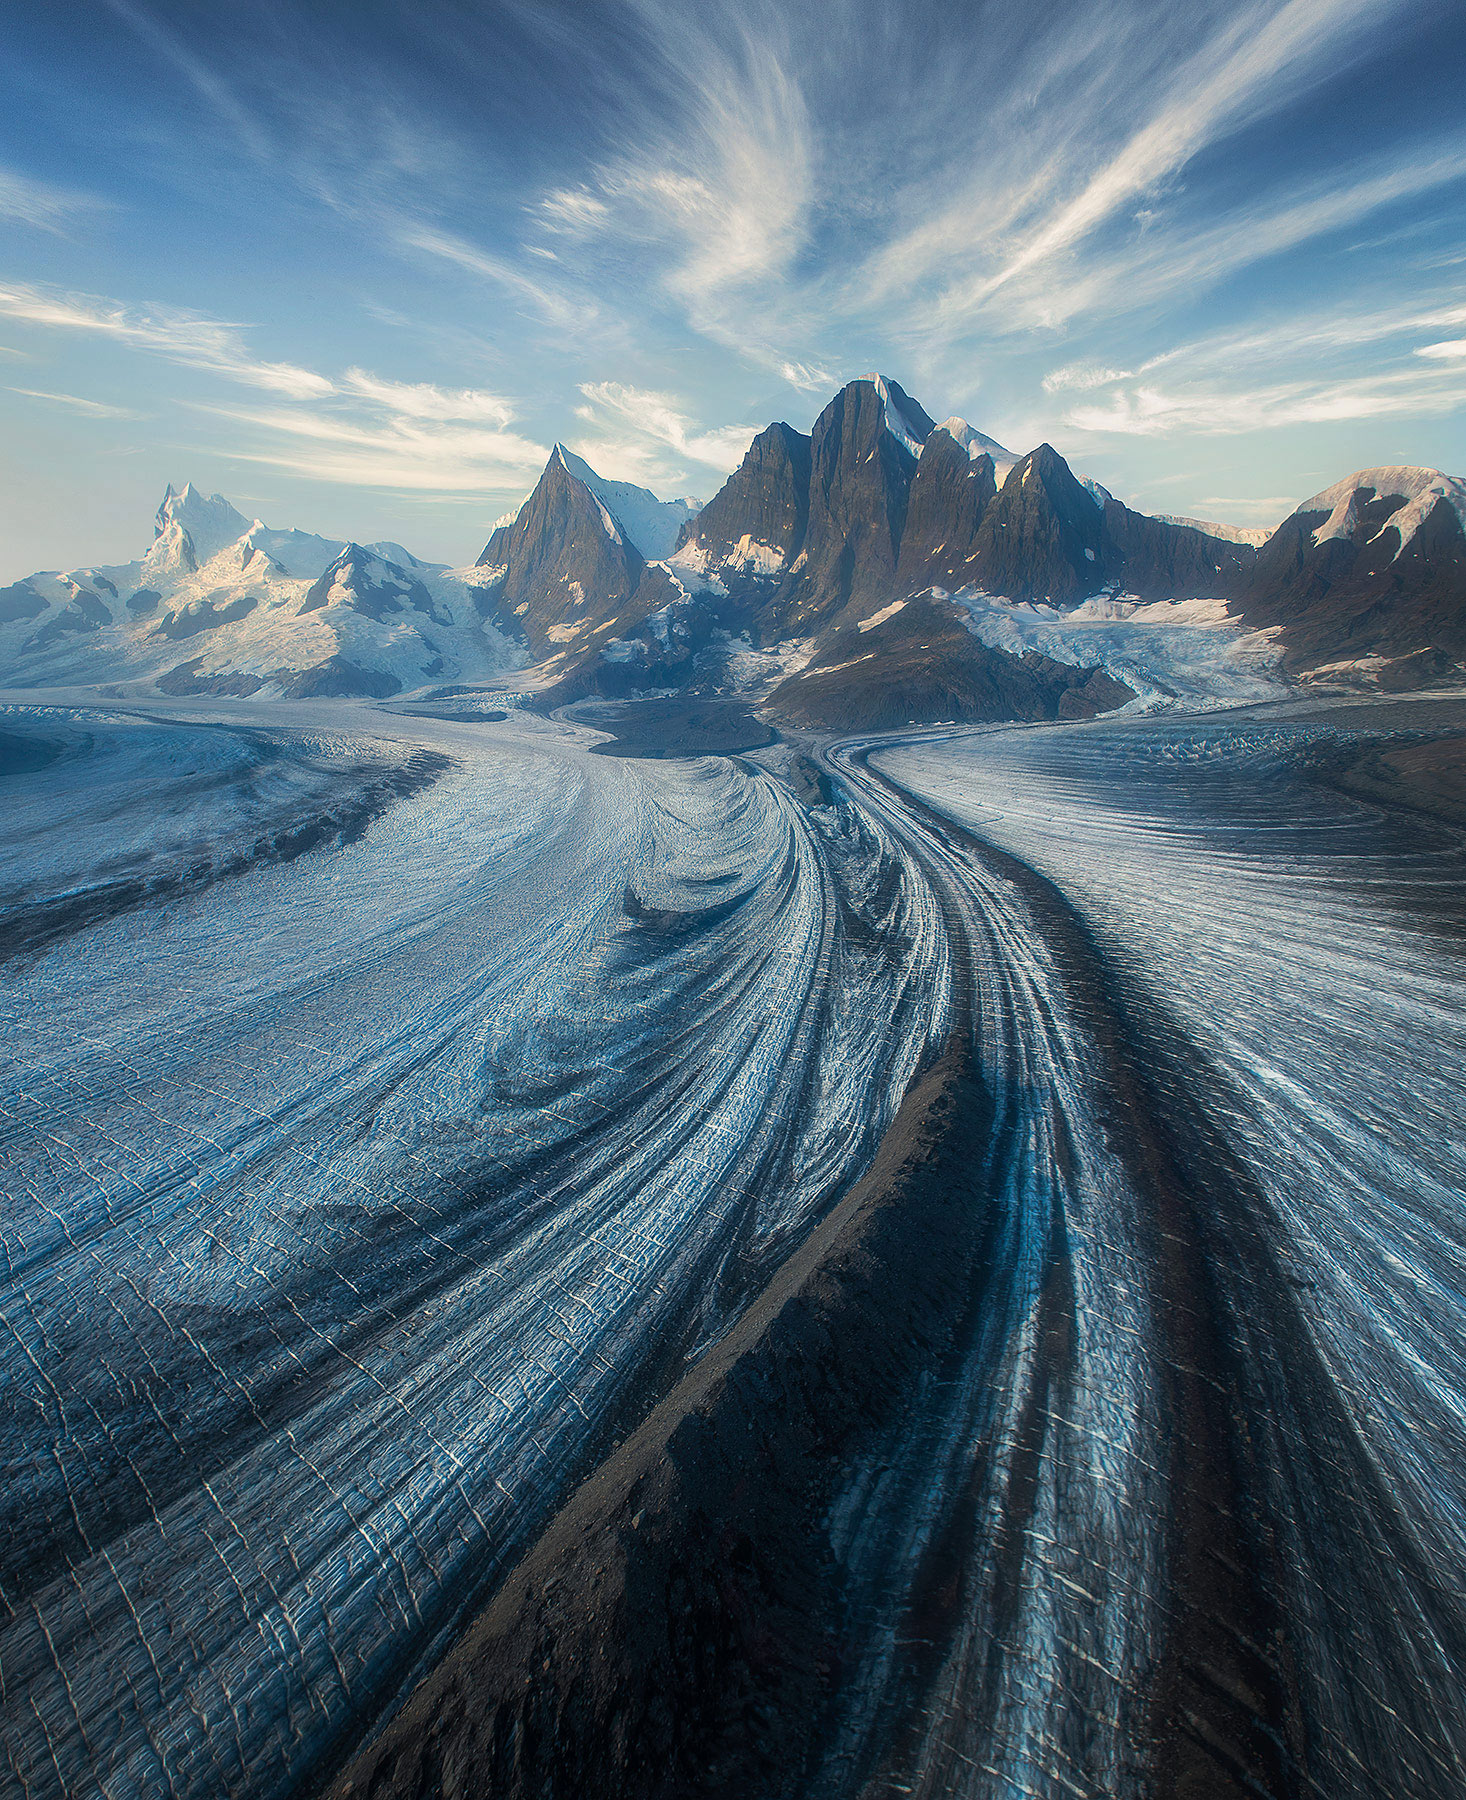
[476, 447, 651, 656]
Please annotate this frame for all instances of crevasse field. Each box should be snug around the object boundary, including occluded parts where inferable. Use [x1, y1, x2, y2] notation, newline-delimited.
[2, 694, 1464, 1800]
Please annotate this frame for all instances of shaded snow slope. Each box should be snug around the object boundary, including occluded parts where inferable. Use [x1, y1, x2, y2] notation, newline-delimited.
[553, 447, 702, 558]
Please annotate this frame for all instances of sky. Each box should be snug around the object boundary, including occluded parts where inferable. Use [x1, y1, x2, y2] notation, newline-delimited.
[1, 0, 1464, 579]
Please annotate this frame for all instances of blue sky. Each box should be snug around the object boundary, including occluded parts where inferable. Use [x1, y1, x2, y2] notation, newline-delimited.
[1, 0, 1464, 578]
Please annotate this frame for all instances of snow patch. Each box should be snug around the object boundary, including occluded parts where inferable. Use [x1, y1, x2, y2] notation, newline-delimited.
[935, 417, 1019, 485]
[952, 590, 1287, 707]
[1302, 466, 1466, 557]
[864, 374, 930, 460]
[858, 600, 907, 633]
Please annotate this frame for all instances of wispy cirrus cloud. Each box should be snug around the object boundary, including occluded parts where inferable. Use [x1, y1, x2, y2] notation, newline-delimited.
[1043, 363, 1134, 393]
[398, 225, 598, 332]
[0, 272, 545, 493]
[538, 188, 611, 231]
[97, 0, 272, 159]
[0, 282, 333, 398]
[338, 369, 519, 425]
[7, 386, 139, 418]
[197, 401, 549, 492]
[575, 381, 757, 472]
[1049, 294, 1466, 442]
[937, 0, 1401, 320]
[1066, 367, 1466, 436]
[0, 166, 108, 233]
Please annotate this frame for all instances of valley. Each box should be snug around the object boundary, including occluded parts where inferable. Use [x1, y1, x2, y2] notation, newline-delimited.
[3, 687, 1464, 1798]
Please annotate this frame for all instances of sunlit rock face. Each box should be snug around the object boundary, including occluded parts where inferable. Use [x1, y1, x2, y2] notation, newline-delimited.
[1230, 466, 1466, 680]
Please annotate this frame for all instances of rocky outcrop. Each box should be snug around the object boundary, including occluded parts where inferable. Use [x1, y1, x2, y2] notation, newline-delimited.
[538, 569, 719, 705]
[1100, 497, 1256, 601]
[670, 422, 812, 620]
[477, 448, 651, 656]
[891, 428, 997, 597]
[277, 656, 403, 699]
[965, 444, 1110, 606]
[300, 546, 446, 624]
[1228, 469, 1466, 677]
[766, 593, 1134, 731]
[950, 443, 1255, 607]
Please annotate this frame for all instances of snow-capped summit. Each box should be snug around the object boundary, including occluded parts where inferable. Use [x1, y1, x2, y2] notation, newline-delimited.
[0, 483, 523, 697]
[553, 446, 701, 559]
[934, 417, 1019, 484]
[863, 373, 936, 460]
[1300, 465, 1466, 558]
[145, 484, 254, 578]
[489, 447, 701, 562]
[1230, 462, 1466, 678]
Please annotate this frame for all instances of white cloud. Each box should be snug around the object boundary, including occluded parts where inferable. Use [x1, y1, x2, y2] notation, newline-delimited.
[0, 166, 104, 232]
[340, 369, 518, 424]
[1141, 299, 1466, 378]
[0, 276, 552, 493]
[576, 381, 756, 471]
[539, 188, 611, 231]
[1042, 363, 1132, 393]
[199, 402, 549, 492]
[1416, 339, 1466, 361]
[0, 282, 333, 398]
[958, 0, 1398, 312]
[544, 7, 815, 359]
[1066, 366, 1466, 436]
[399, 226, 596, 330]
[7, 387, 138, 418]
[778, 360, 836, 393]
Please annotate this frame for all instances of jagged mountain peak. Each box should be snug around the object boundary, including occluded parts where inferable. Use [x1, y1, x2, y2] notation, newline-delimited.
[859, 373, 936, 459]
[154, 483, 252, 552]
[147, 483, 254, 577]
[498, 443, 700, 561]
[934, 417, 1018, 483]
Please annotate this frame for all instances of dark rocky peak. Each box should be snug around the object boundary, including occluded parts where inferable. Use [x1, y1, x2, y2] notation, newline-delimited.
[967, 443, 1108, 605]
[673, 422, 812, 570]
[476, 446, 647, 657]
[766, 377, 935, 636]
[892, 429, 998, 599]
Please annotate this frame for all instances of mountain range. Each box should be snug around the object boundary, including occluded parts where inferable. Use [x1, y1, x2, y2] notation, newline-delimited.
[0, 485, 520, 698]
[3, 374, 1463, 727]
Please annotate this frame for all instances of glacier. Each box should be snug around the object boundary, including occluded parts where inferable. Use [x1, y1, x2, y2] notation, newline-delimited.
[3, 686, 1465, 1800]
